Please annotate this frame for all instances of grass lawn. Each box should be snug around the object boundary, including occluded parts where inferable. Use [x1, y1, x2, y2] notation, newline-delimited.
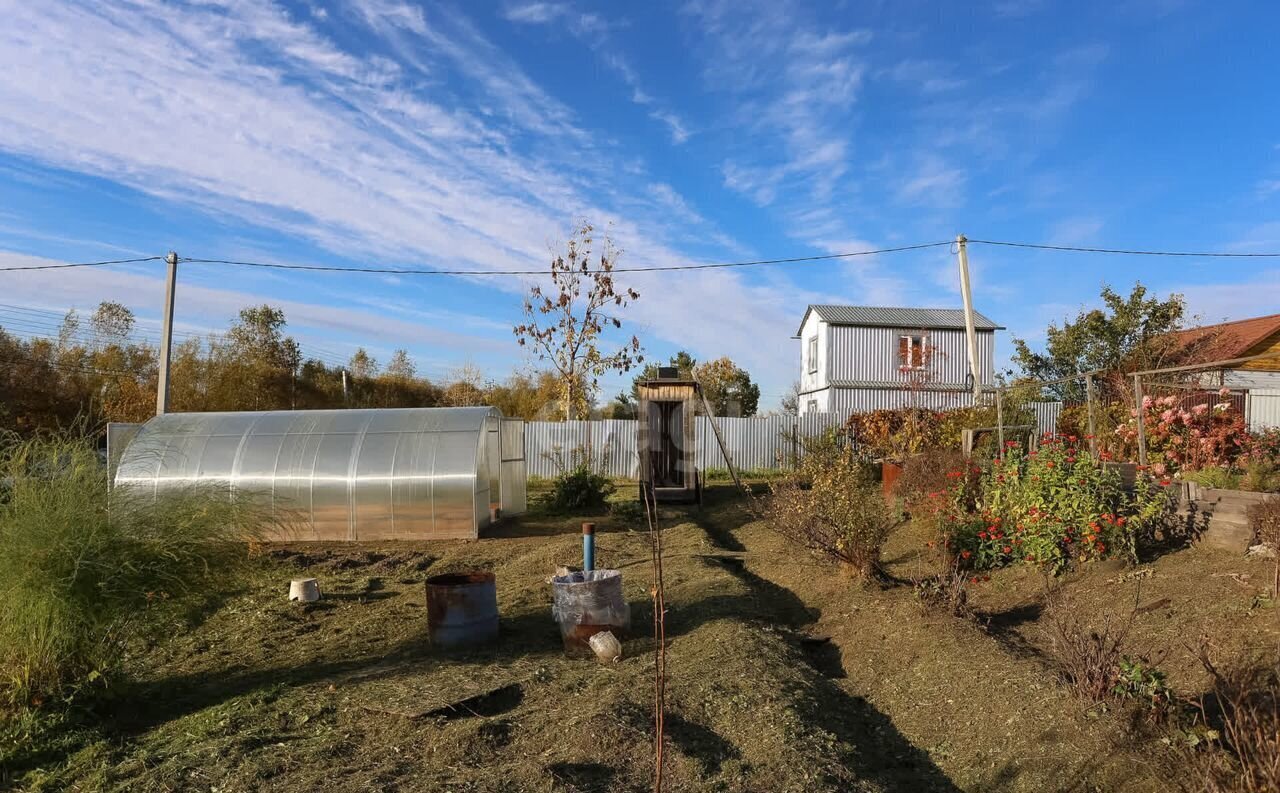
[4, 481, 1277, 792]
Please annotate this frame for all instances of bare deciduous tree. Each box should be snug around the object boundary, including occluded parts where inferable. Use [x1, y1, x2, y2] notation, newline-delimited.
[514, 222, 643, 420]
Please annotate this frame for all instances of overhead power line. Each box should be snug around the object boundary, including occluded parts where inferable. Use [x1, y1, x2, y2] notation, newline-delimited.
[0, 255, 164, 272]
[179, 241, 956, 275]
[966, 239, 1280, 257]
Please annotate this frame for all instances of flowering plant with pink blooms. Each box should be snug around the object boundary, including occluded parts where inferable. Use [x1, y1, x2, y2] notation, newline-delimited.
[1113, 389, 1253, 474]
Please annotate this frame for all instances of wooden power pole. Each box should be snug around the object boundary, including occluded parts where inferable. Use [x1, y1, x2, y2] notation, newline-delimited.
[156, 251, 178, 415]
[956, 234, 983, 404]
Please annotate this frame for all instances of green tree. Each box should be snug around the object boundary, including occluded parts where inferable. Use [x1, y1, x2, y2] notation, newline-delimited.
[630, 350, 697, 400]
[211, 305, 301, 410]
[630, 351, 759, 416]
[694, 357, 760, 417]
[385, 349, 415, 381]
[1012, 283, 1188, 401]
[514, 222, 644, 419]
[348, 348, 378, 380]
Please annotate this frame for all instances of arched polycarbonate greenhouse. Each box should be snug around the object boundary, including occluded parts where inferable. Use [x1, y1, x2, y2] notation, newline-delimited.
[112, 407, 526, 541]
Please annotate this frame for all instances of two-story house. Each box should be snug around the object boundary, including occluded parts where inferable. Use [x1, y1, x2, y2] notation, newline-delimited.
[795, 304, 1002, 415]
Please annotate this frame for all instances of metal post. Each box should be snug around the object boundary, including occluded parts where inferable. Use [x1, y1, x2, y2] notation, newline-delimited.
[1133, 373, 1148, 467]
[582, 522, 595, 572]
[956, 234, 983, 405]
[1085, 372, 1098, 460]
[996, 385, 1005, 458]
[155, 250, 178, 415]
[341, 369, 348, 402]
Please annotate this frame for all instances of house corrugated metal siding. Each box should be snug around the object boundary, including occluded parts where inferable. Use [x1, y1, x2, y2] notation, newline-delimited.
[1248, 389, 1280, 431]
[828, 325, 995, 386]
[809, 305, 1001, 331]
[822, 387, 979, 415]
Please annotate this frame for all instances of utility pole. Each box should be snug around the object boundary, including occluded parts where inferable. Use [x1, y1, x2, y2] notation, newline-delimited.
[342, 369, 349, 403]
[156, 250, 178, 415]
[956, 234, 983, 405]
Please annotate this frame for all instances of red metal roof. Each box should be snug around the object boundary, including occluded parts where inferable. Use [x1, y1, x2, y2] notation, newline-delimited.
[1171, 313, 1280, 359]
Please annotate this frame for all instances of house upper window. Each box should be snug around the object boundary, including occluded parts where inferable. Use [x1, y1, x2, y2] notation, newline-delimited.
[807, 336, 818, 374]
[898, 334, 928, 370]
[807, 399, 818, 414]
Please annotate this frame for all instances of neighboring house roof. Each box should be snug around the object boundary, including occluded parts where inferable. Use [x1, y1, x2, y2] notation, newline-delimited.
[1170, 313, 1280, 361]
[794, 304, 1003, 337]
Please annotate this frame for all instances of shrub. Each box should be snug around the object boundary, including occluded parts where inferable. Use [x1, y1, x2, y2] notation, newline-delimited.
[1248, 496, 1280, 597]
[939, 435, 1174, 571]
[912, 556, 971, 619]
[1241, 459, 1280, 494]
[1112, 656, 1174, 722]
[843, 408, 940, 460]
[1114, 391, 1253, 475]
[545, 463, 615, 512]
[765, 444, 896, 581]
[0, 432, 271, 708]
[1183, 466, 1243, 491]
[894, 448, 967, 515]
[1182, 651, 1280, 793]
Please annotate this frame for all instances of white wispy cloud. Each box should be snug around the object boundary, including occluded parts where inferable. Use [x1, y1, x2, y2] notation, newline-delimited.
[0, 1, 804, 393]
[502, 2, 691, 145]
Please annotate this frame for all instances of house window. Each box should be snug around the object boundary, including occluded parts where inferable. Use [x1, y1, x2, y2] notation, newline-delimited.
[807, 336, 818, 374]
[807, 399, 818, 414]
[898, 334, 928, 370]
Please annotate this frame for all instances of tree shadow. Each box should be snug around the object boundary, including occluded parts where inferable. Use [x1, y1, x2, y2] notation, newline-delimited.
[665, 712, 740, 775]
[546, 760, 616, 792]
[977, 600, 1049, 662]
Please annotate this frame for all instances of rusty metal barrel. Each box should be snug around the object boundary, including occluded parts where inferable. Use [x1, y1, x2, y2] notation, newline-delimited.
[425, 571, 499, 647]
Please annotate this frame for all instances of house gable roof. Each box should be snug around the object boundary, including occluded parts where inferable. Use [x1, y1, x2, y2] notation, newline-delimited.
[1170, 313, 1280, 360]
[794, 304, 1003, 337]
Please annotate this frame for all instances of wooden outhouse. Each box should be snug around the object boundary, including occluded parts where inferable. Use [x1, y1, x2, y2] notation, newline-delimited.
[637, 368, 701, 504]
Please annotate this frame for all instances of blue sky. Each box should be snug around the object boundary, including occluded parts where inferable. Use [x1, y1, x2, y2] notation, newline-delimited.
[0, 0, 1278, 408]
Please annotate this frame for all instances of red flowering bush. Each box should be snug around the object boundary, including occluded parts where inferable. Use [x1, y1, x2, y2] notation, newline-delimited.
[1113, 390, 1253, 475]
[931, 435, 1173, 571]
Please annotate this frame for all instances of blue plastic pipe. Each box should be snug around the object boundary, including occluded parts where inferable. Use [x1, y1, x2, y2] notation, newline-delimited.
[582, 522, 596, 572]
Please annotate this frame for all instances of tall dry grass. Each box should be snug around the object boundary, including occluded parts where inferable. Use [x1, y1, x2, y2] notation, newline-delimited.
[0, 431, 276, 708]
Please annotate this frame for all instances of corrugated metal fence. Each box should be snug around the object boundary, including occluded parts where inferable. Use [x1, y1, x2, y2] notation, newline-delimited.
[1248, 389, 1280, 432]
[525, 405, 1065, 479]
[525, 413, 849, 478]
[1031, 402, 1062, 437]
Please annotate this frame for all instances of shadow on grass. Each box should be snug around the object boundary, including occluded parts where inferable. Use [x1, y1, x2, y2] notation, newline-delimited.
[677, 509, 964, 793]
[977, 600, 1049, 662]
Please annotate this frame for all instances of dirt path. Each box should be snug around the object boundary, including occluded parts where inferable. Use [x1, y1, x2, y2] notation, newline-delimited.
[695, 493, 1168, 793]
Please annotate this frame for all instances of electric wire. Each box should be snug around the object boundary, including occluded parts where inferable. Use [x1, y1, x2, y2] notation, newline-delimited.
[0, 255, 164, 272]
[178, 241, 956, 275]
[966, 239, 1280, 257]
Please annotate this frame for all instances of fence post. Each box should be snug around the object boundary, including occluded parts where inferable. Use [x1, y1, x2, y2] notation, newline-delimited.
[792, 418, 799, 469]
[962, 428, 974, 458]
[995, 386, 1005, 459]
[1085, 372, 1098, 460]
[1133, 373, 1148, 467]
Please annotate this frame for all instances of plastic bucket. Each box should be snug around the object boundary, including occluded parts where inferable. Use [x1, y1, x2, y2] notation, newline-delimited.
[426, 571, 499, 647]
[551, 569, 631, 657]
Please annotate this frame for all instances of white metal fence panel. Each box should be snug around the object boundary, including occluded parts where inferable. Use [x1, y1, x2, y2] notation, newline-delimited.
[526, 413, 849, 478]
[1032, 402, 1063, 437]
[524, 405, 1064, 480]
[1248, 389, 1280, 431]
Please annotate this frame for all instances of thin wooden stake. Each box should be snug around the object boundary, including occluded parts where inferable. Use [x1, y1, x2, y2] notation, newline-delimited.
[641, 480, 666, 793]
